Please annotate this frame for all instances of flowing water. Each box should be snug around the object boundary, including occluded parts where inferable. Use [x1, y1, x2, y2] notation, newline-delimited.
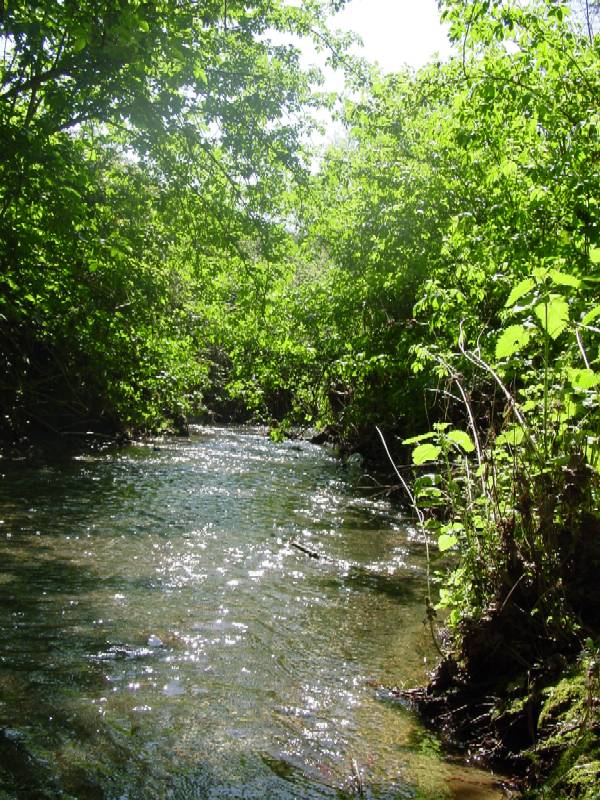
[0, 426, 508, 799]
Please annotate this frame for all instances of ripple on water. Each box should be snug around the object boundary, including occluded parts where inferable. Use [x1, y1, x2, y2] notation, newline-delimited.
[0, 427, 508, 800]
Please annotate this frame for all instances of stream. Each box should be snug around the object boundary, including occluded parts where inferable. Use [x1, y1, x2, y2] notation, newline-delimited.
[0, 426, 508, 799]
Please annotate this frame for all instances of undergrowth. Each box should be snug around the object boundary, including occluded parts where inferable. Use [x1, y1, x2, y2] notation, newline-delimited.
[398, 265, 600, 794]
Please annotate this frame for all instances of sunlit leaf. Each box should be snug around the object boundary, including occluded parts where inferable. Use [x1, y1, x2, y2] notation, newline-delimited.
[548, 269, 580, 288]
[495, 324, 531, 359]
[585, 441, 600, 472]
[438, 533, 458, 552]
[582, 305, 600, 326]
[404, 432, 436, 445]
[496, 426, 525, 446]
[557, 394, 580, 424]
[568, 369, 599, 391]
[505, 278, 534, 307]
[447, 429, 475, 452]
[416, 487, 445, 507]
[534, 295, 569, 339]
[412, 443, 442, 465]
[433, 422, 451, 432]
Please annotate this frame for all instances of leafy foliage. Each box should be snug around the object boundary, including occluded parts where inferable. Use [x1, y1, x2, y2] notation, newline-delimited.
[0, 0, 347, 437]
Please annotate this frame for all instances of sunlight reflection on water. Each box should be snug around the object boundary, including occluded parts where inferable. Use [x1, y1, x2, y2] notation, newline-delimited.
[0, 426, 508, 799]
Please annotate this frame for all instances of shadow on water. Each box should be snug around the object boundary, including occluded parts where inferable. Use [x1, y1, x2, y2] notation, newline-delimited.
[329, 566, 424, 603]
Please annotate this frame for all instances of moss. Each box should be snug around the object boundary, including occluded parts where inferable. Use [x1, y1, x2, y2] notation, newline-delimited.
[537, 673, 588, 746]
[524, 646, 600, 799]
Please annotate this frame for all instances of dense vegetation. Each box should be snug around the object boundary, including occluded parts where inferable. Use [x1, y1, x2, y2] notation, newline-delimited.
[1, 0, 599, 796]
[0, 0, 350, 437]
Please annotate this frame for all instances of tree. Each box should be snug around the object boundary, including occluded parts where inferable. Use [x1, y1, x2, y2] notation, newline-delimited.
[0, 0, 349, 438]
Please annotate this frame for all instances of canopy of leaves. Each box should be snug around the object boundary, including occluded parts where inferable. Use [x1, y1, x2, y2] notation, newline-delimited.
[0, 0, 347, 437]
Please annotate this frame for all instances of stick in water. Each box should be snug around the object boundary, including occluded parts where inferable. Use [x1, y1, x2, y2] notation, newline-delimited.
[291, 541, 321, 559]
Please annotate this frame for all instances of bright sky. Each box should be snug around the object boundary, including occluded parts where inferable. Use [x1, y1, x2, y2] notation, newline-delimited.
[301, 0, 453, 146]
[331, 0, 453, 72]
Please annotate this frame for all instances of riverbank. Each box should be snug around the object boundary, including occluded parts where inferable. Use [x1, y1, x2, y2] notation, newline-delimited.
[294, 420, 600, 799]
[399, 527, 600, 800]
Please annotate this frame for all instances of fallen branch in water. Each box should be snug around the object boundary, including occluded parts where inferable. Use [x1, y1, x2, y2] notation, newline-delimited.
[291, 540, 322, 559]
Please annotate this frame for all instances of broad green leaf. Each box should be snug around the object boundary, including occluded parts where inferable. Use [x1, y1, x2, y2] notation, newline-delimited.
[590, 247, 600, 264]
[433, 422, 451, 432]
[138, 20, 150, 32]
[568, 369, 599, 391]
[534, 295, 569, 339]
[549, 269, 580, 288]
[412, 443, 442, 465]
[496, 426, 525, 446]
[403, 432, 436, 445]
[495, 324, 531, 359]
[416, 485, 443, 498]
[557, 394, 580, 424]
[447, 429, 475, 452]
[505, 278, 534, 307]
[582, 305, 600, 326]
[521, 400, 538, 412]
[438, 533, 458, 552]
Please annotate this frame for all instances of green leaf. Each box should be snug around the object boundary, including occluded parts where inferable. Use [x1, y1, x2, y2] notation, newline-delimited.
[496, 426, 525, 446]
[585, 440, 600, 471]
[557, 394, 581, 425]
[495, 324, 531, 359]
[194, 65, 207, 83]
[549, 269, 580, 288]
[590, 247, 600, 264]
[139, 19, 150, 32]
[416, 487, 445, 508]
[534, 295, 569, 339]
[433, 422, 451, 432]
[73, 36, 88, 52]
[505, 278, 534, 307]
[568, 369, 599, 391]
[414, 473, 440, 492]
[438, 533, 458, 552]
[403, 432, 436, 445]
[412, 443, 442, 465]
[582, 305, 600, 326]
[447, 429, 475, 452]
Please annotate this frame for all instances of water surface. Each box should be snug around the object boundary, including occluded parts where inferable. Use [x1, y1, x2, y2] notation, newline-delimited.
[0, 427, 507, 799]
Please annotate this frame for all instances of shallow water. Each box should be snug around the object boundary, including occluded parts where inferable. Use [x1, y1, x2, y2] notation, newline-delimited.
[0, 426, 507, 799]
